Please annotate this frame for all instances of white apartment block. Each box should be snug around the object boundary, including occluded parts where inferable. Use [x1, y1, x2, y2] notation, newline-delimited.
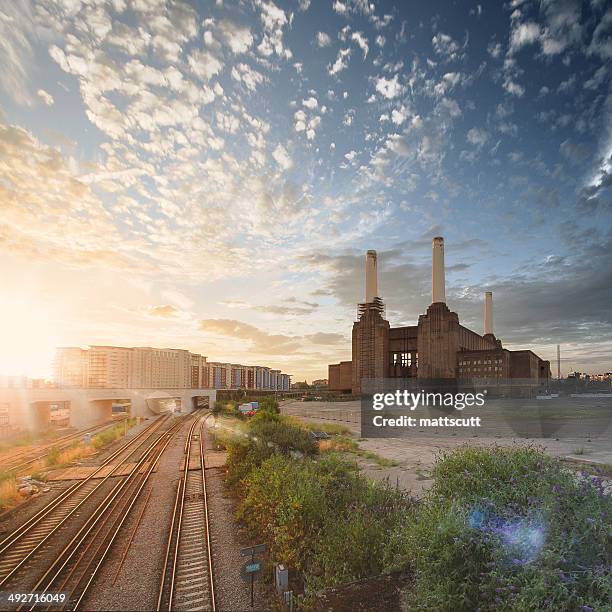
[54, 347, 290, 391]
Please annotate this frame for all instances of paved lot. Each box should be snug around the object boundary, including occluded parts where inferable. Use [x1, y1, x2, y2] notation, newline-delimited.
[283, 399, 612, 497]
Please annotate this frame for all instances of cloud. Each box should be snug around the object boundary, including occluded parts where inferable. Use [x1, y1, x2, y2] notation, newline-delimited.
[328, 48, 351, 75]
[255, 0, 291, 59]
[304, 332, 345, 345]
[503, 78, 525, 97]
[587, 8, 612, 60]
[0, 121, 147, 272]
[256, 303, 318, 315]
[467, 127, 489, 146]
[188, 50, 223, 80]
[559, 139, 590, 162]
[351, 31, 369, 58]
[231, 62, 265, 91]
[217, 20, 253, 53]
[374, 74, 404, 98]
[198, 319, 344, 354]
[272, 143, 293, 170]
[391, 105, 408, 125]
[332, 0, 374, 17]
[509, 21, 541, 53]
[302, 96, 318, 109]
[37, 89, 54, 106]
[0, 2, 35, 104]
[147, 304, 180, 317]
[316, 31, 331, 47]
[199, 318, 301, 354]
[433, 72, 462, 96]
[294, 107, 321, 139]
[539, 0, 584, 56]
[431, 32, 462, 60]
[488, 40, 503, 58]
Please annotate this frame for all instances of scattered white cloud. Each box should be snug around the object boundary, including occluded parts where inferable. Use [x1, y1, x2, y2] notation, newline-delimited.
[351, 31, 369, 58]
[467, 127, 489, 146]
[432, 32, 462, 60]
[509, 21, 541, 53]
[302, 96, 318, 109]
[328, 48, 351, 75]
[374, 74, 404, 98]
[231, 62, 265, 91]
[488, 40, 503, 58]
[504, 78, 525, 97]
[188, 49, 223, 80]
[391, 105, 408, 125]
[272, 143, 293, 170]
[217, 20, 253, 53]
[332, 1, 347, 14]
[37, 89, 54, 106]
[316, 31, 331, 47]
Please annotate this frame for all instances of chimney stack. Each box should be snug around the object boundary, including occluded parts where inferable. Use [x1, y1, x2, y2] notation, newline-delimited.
[432, 237, 446, 303]
[365, 250, 378, 303]
[484, 291, 493, 335]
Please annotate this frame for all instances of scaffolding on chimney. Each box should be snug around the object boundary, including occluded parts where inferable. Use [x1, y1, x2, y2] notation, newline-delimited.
[357, 296, 385, 319]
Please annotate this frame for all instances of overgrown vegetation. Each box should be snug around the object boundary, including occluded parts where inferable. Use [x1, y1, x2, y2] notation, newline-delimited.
[388, 445, 611, 611]
[0, 418, 139, 512]
[90, 418, 137, 450]
[0, 477, 21, 511]
[45, 442, 96, 467]
[224, 410, 411, 597]
[222, 409, 611, 610]
[284, 417, 351, 436]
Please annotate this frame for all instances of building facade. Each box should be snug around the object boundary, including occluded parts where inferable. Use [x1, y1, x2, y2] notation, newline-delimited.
[55, 346, 291, 391]
[329, 237, 551, 394]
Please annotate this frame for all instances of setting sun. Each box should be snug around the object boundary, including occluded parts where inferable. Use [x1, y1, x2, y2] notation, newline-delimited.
[0, 295, 58, 379]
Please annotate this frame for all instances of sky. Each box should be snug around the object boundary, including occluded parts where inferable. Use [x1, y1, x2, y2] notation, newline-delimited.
[0, 0, 611, 381]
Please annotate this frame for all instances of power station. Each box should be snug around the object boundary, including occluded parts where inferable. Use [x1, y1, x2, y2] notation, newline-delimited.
[329, 237, 551, 394]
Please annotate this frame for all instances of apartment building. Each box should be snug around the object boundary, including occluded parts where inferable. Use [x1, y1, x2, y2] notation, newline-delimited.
[54, 347, 291, 391]
[87, 346, 132, 388]
[53, 347, 88, 387]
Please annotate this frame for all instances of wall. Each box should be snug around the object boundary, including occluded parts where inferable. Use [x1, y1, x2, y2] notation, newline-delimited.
[329, 361, 352, 393]
[417, 303, 460, 379]
[351, 307, 390, 394]
[510, 350, 540, 379]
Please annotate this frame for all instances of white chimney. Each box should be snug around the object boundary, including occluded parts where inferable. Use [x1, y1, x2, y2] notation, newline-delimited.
[365, 250, 378, 302]
[432, 237, 446, 303]
[484, 291, 493, 335]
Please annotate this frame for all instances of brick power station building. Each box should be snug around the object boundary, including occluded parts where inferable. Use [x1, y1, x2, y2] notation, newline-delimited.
[329, 237, 550, 394]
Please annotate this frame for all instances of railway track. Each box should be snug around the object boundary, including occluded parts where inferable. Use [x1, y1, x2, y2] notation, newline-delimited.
[0, 420, 128, 474]
[23, 418, 187, 611]
[157, 415, 216, 612]
[0, 414, 172, 599]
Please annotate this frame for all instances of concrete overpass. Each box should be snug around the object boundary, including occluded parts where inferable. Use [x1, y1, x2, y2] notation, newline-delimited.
[0, 387, 217, 430]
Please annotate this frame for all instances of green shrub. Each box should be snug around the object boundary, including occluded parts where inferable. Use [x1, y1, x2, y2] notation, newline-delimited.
[250, 406, 281, 424]
[258, 396, 280, 414]
[91, 418, 136, 450]
[289, 419, 351, 436]
[386, 446, 611, 611]
[237, 452, 411, 587]
[46, 446, 61, 466]
[225, 418, 317, 490]
[249, 419, 317, 456]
